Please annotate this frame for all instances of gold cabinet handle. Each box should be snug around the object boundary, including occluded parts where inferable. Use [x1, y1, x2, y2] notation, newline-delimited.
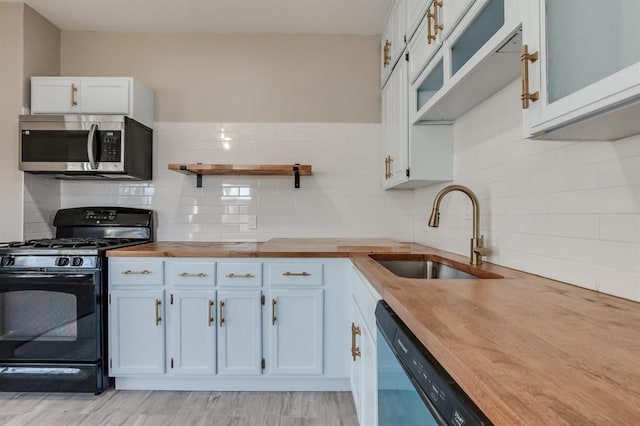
[208, 299, 214, 327]
[155, 299, 162, 326]
[427, 7, 436, 44]
[351, 322, 361, 361]
[384, 156, 387, 180]
[433, 0, 443, 35]
[122, 269, 151, 275]
[71, 83, 78, 106]
[271, 299, 277, 325]
[384, 156, 390, 180]
[179, 272, 208, 278]
[282, 271, 310, 277]
[383, 40, 391, 67]
[225, 273, 254, 278]
[219, 300, 225, 327]
[388, 156, 394, 178]
[521, 45, 539, 109]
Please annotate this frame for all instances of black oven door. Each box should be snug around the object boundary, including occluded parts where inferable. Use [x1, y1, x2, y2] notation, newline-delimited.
[0, 272, 101, 363]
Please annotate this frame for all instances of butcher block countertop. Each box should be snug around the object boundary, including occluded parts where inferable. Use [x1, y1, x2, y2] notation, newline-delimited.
[107, 238, 640, 425]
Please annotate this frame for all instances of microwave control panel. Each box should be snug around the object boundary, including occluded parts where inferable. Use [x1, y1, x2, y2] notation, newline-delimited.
[100, 131, 121, 162]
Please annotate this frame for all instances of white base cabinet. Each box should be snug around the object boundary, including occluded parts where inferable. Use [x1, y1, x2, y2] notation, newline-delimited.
[349, 266, 381, 426]
[109, 290, 165, 376]
[167, 290, 216, 375]
[268, 289, 324, 375]
[217, 289, 263, 376]
[108, 257, 350, 391]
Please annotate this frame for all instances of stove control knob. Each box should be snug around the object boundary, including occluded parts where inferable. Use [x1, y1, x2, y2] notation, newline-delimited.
[56, 257, 70, 267]
[72, 257, 84, 267]
[1, 257, 15, 267]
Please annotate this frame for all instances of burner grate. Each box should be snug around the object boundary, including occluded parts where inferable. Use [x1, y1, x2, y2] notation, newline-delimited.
[13, 238, 136, 249]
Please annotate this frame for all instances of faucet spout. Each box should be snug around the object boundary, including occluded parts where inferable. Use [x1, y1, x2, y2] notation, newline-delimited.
[427, 185, 487, 265]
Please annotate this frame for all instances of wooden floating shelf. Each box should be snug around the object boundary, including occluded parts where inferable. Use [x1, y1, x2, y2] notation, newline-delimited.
[168, 163, 312, 188]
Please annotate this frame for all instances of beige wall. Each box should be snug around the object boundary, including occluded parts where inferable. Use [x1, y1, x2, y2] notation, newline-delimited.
[61, 32, 381, 123]
[22, 5, 61, 240]
[23, 4, 60, 107]
[0, 3, 26, 241]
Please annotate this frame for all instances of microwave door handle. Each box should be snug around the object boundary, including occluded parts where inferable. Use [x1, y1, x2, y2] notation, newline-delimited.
[87, 124, 98, 170]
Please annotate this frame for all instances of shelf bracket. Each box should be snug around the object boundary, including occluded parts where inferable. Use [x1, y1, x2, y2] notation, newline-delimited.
[293, 163, 300, 188]
[180, 164, 203, 188]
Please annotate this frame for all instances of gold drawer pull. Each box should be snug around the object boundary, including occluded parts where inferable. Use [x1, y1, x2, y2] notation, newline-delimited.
[121, 269, 151, 275]
[178, 272, 208, 278]
[282, 271, 310, 277]
[351, 322, 361, 361]
[225, 273, 254, 278]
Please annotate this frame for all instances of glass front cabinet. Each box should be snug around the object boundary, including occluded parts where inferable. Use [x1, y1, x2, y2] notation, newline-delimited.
[522, 0, 640, 140]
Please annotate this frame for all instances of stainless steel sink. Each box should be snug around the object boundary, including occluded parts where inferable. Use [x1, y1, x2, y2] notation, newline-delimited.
[375, 259, 480, 279]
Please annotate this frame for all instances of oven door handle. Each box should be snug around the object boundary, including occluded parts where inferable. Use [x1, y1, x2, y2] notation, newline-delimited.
[87, 123, 98, 170]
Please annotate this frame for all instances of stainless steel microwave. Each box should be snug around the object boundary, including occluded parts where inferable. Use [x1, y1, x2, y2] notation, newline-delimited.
[19, 115, 152, 180]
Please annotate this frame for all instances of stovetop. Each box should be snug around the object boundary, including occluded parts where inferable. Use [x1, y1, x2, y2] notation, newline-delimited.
[0, 206, 154, 268]
[1, 237, 140, 250]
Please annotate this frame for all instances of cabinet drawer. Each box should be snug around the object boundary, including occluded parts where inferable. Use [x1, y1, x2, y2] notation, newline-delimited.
[217, 262, 262, 287]
[166, 261, 215, 286]
[268, 263, 323, 286]
[110, 260, 164, 286]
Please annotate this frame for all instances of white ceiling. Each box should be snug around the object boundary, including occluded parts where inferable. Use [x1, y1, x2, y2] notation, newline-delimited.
[21, 0, 392, 35]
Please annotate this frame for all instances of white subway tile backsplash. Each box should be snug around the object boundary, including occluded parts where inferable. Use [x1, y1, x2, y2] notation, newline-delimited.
[599, 215, 640, 242]
[414, 79, 640, 302]
[55, 122, 413, 243]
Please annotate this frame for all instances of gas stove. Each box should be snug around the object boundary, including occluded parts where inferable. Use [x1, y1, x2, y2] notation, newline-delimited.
[0, 207, 153, 268]
[0, 206, 154, 394]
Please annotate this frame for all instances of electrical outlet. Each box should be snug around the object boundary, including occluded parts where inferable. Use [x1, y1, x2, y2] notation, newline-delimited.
[248, 215, 257, 230]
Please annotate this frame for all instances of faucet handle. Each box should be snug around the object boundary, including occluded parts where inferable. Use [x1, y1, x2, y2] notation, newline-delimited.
[474, 246, 491, 256]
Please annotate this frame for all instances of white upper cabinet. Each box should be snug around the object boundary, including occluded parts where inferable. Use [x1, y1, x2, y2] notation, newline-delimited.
[409, 0, 523, 123]
[31, 76, 155, 128]
[382, 56, 453, 189]
[381, 0, 407, 87]
[522, 0, 640, 140]
[405, 0, 431, 42]
[30, 77, 81, 114]
[440, 0, 476, 39]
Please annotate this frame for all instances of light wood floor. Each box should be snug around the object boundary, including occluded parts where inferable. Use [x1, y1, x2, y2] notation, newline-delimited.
[0, 390, 358, 426]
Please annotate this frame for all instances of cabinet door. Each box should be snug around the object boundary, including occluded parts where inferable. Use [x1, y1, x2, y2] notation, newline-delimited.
[360, 317, 377, 426]
[441, 0, 476, 38]
[217, 290, 262, 375]
[268, 289, 323, 375]
[167, 291, 216, 375]
[31, 77, 81, 114]
[382, 55, 409, 189]
[406, 0, 431, 41]
[381, 0, 408, 87]
[80, 78, 130, 114]
[350, 298, 378, 425]
[109, 290, 164, 375]
[524, 0, 640, 139]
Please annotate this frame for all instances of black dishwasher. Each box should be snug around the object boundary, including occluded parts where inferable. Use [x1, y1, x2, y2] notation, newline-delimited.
[376, 300, 491, 426]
